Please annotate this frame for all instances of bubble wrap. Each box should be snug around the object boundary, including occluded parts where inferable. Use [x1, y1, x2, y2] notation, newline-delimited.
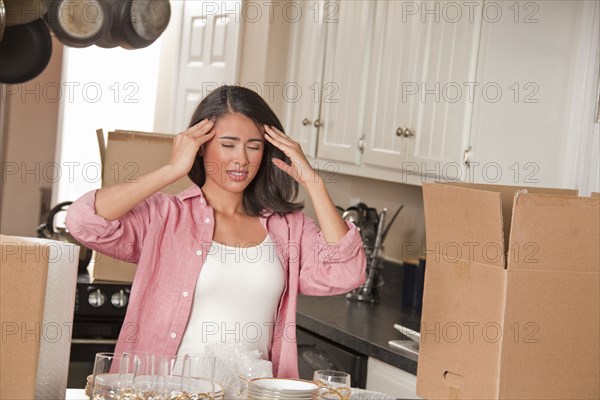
[349, 388, 398, 400]
[13, 237, 79, 400]
[204, 342, 273, 399]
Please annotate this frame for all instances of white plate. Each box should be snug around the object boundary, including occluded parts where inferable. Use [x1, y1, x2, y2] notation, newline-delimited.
[250, 378, 319, 392]
[248, 387, 313, 399]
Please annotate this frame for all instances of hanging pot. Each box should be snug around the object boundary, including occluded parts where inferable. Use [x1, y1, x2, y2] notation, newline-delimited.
[0, 17, 52, 84]
[1, 0, 6, 42]
[3, 0, 49, 26]
[37, 201, 93, 271]
[97, 0, 170, 49]
[44, 0, 112, 48]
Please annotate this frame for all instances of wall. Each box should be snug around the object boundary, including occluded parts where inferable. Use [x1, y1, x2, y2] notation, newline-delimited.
[0, 37, 64, 236]
[298, 172, 426, 264]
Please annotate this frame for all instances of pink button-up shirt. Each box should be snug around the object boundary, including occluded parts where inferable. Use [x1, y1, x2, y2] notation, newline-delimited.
[65, 185, 367, 378]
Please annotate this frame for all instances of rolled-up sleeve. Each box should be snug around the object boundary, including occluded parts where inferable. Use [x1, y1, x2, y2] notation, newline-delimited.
[65, 189, 156, 264]
[298, 213, 367, 296]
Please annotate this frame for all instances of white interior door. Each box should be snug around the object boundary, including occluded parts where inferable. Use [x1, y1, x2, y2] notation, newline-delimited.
[173, 0, 241, 132]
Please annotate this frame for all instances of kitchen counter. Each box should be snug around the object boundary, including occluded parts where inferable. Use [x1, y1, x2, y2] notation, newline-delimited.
[296, 261, 421, 374]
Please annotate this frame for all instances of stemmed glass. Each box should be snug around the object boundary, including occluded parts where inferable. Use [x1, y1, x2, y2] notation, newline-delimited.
[313, 370, 352, 400]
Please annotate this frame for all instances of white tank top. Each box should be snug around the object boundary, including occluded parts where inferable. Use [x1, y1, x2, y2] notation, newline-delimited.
[177, 234, 285, 359]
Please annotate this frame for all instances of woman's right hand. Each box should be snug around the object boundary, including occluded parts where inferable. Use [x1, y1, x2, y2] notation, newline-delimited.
[167, 118, 216, 178]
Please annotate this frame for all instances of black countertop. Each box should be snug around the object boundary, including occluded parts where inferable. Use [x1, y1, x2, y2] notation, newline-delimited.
[296, 261, 422, 374]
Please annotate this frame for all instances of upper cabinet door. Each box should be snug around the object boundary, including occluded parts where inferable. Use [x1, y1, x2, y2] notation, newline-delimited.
[315, 0, 374, 164]
[282, 0, 329, 159]
[362, 1, 423, 169]
[404, 0, 483, 178]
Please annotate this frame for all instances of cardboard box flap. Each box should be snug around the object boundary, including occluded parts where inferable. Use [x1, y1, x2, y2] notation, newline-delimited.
[103, 130, 193, 195]
[423, 183, 506, 268]
[448, 183, 577, 259]
[508, 193, 600, 273]
[499, 270, 600, 398]
[416, 261, 507, 399]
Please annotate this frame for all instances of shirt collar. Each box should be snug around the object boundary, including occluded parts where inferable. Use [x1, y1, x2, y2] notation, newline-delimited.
[176, 184, 204, 201]
[176, 185, 275, 218]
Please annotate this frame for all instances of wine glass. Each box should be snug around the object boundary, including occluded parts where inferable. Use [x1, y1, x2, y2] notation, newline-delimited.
[313, 370, 352, 400]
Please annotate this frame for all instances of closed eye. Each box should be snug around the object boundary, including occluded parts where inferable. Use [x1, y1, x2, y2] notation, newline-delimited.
[221, 144, 234, 148]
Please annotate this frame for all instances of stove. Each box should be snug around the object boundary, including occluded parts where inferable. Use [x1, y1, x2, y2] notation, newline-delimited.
[67, 271, 132, 389]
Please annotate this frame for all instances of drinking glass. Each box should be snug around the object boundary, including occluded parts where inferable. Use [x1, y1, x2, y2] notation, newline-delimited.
[91, 352, 150, 399]
[313, 370, 352, 400]
[155, 354, 186, 398]
[182, 353, 216, 398]
[155, 354, 215, 399]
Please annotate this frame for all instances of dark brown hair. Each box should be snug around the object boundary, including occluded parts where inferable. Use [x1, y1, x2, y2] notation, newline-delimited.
[187, 85, 304, 216]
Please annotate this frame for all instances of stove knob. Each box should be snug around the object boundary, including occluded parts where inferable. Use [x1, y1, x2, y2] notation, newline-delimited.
[111, 290, 128, 309]
[88, 289, 105, 308]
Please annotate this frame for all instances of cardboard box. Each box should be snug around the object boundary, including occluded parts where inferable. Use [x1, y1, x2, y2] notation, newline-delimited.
[417, 183, 599, 399]
[91, 130, 193, 283]
[0, 235, 78, 399]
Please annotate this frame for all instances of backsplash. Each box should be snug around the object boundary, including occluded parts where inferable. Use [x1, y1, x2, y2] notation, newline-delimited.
[298, 170, 426, 263]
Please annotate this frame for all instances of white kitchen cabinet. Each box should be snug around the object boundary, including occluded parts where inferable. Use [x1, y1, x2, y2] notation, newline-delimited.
[404, 0, 482, 178]
[284, 0, 483, 181]
[280, 0, 598, 188]
[283, 0, 373, 165]
[361, 0, 421, 169]
[366, 357, 421, 399]
[282, 0, 329, 159]
[363, 0, 482, 181]
[315, 0, 374, 164]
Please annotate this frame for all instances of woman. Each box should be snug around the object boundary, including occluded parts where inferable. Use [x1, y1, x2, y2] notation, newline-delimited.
[65, 85, 367, 378]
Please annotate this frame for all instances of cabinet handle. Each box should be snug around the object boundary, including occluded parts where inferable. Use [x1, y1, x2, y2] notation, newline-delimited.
[302, 118, 312, 126]
[463, 146, 472, 166]
[358, 134, 366, 153]
[313, 119, 321, 128]
[396, 127, 415, 138]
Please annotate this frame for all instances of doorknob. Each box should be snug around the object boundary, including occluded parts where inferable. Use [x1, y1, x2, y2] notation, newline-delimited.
[302, 118, 312, 126]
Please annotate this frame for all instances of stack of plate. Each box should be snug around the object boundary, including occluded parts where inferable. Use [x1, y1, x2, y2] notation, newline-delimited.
[247, 378, 319, 400]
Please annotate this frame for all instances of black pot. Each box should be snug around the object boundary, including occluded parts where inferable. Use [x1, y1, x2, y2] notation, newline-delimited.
[0, 17, 52, 84]
[44, 0, 112, 48]
[97, 0, 170, 49]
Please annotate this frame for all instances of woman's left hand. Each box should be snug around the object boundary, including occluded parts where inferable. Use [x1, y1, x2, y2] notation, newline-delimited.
[264, 124, 318, 187]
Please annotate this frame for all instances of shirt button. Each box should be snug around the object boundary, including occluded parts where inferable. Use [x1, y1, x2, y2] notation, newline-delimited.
[196, 250, 202, 256]
[170, 332, 177, 339]
[200, 198, 205, 204]
[204, 218, 210, 224]
[183, 291, 189, 297]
